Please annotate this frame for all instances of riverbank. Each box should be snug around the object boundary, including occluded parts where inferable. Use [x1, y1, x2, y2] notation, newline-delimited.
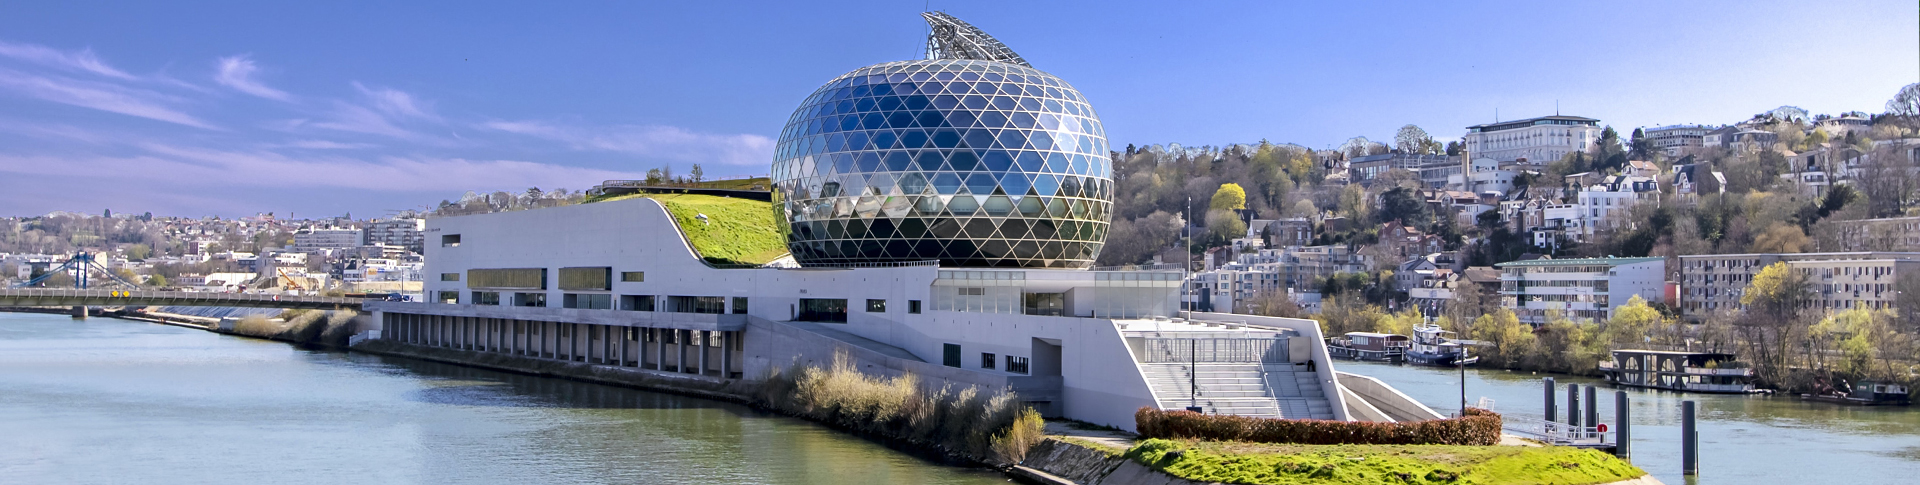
[1019, 434, 1652, 485]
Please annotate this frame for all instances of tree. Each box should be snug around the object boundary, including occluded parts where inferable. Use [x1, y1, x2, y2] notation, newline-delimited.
[1204, 209, 1247, 244]
[1395, 125, 1437, 155]
[1740, 261, 1811, 384]
[1339, 136, 1381, 159]
[1375, 186, 1431, 227]
[1210, 183, 1247, 211]
[1241, 289, 1305, 318]
[1628, 127, 1657, 161]
[146, 273, 169, 287]
[1445, 140, 1464, 156]
[125, 243, 152, 261]
[1468, 308, 1534, 368]
[691, 163, 705, 182]
[1888, 83, 1920, 117]
[1602, 296, 1663, 347]
[1750, 223, 1809, 253]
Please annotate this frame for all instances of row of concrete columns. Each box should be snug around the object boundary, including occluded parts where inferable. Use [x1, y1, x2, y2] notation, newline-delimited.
[383, 312, 739, 378]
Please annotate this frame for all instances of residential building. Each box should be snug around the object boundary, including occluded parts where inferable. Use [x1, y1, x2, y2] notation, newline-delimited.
[1445, 158, 1520, 196]
[1702, 126, 1778, 152]
[292, 227, 364, 254]
[365, 217, 427, 254]
[1348, 152, 1449, 186]
[1497, 256, 1667, 325]
[1679, 252, 1920, 316]
[1462, 115, 1601, 164]
[1645, 124, 1715, 157]
[1569, 175, 1659, 241]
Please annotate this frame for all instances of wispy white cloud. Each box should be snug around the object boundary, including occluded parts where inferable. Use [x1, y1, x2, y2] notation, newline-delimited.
[0, 40, 134, 80]
[0, 67, 216, 129]
[0, 143, 643, 193]
[353, 82, 432, 120]
[304, 83, 441, 141]
[213, 55, 291, 101]
[280, 139, 376, 150]
[482, 120, 775, 166]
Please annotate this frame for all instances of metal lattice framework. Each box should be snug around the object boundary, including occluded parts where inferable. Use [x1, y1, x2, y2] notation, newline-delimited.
[922, 12, 1030, 67]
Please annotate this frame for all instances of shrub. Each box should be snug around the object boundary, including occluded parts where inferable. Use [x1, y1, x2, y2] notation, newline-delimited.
[754, 350, 1043, 464]
[1135, 407, 1501, 446]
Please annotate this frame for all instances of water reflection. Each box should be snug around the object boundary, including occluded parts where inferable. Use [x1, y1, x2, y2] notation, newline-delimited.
[1338, 361, 1920, 484]
[0, 312, 1004, 485]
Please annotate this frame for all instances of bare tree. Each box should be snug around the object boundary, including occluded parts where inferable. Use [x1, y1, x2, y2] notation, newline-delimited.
[1887, 83, 1920, 117]
[1394, 124, 1433, 154]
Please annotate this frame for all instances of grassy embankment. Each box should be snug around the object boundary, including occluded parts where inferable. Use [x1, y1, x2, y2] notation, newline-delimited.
[1114, 438, 1643, 485]
[754, 351, 1047, 465]
[230, 309, 360, 347]
[589, 193, 787, 266]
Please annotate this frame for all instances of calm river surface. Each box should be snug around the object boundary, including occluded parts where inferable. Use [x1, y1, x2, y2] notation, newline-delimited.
[0, 312, 1006, 485]
[1338, 360, 1920, 484]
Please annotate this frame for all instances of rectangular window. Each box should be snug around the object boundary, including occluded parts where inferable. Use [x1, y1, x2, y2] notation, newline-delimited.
[797, 298, 849, 323]
[909, 300, 922, 314]
[732, 297, 748, 314]
[981, 352, 997, 369]
[958, 287, 985, 296]
[942, 343, 961, 368]
[562, 293, 612, 309]
[437, 291, 459, 304]
[622, 295, 655, 311]
[440, 273, 459, 282]
[1005, 356, 1030, 374]
[468, 268, 545, 290]
[866, 299, 887, 313]
[620, 271, 645, 282]
[471, 291, 500, 306]
[668, 296, 727, 314]
[558, 267, 612, 291]
[513, 292, 547, 307]
[1024, 292, 1065, 316]
[441, 234, 461, 247]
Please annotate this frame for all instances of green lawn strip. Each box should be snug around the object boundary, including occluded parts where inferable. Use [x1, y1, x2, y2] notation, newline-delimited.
[592, 193, 787, 265]
[1125, 438, 1644, 485]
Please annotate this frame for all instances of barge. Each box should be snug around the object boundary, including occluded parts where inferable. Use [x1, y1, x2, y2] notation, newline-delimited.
[1326, 332, 1408, 362]
[1405, 323, 1473, 367]
[1598, 349, 1758, 394]
[1801, 380, 1911, 406]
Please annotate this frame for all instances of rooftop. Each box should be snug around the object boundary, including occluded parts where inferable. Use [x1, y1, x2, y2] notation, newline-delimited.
[1467, 115, 1600, 132]
[1495, 256, 1663, 268]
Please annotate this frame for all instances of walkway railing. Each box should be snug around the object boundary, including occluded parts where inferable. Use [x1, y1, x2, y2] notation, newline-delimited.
[1141, 337, 1289, 364]
[1502, 415, 1616, 447]
[0, 288, 359, 309]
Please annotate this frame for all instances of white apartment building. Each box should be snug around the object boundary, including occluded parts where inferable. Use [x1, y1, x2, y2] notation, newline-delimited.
[292, 227, 364, 254]
[1445, 158, 1519, 196]
[1463, 115, 1601, 164]
[1570, 175, 1659, 241]
[366, 218, 427, 254]
[1497, 256, 1667, 325]
[1185, 245, 1369, 314]
[1678, 252, 1920, 316]
[1645, 125, 1715, 157]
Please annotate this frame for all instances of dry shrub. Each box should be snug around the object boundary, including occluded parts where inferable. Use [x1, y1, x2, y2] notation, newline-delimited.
[755, 349, 1044, 464]
[1136, 406, 1502, 446]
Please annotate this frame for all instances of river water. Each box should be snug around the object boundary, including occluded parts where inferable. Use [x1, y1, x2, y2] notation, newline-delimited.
[1338, 360, 1920, 484]
[0, 312, 1006, 485]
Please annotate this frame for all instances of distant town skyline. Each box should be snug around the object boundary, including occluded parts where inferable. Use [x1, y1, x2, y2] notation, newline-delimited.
[0, 0, 1913, 217]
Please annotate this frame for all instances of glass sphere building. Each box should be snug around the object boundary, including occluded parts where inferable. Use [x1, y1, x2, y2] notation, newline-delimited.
[771, 56, 1113, 269]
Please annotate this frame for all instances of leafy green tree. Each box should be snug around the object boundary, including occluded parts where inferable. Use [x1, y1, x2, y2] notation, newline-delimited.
[1375, 186, 1431, 227]
[124, 243, 152, 260]
[1628, 127, 1657, 161]
[1209, 183, 1246, 211]
[146, 273, 169, 287]
[1469, 308, 1534, 367]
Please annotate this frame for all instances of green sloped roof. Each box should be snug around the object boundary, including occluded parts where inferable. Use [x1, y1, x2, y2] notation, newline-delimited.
[597, 193, 787, 266]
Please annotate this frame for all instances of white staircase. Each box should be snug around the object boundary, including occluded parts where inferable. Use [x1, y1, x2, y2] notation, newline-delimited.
[1141, 363, 1335, 419]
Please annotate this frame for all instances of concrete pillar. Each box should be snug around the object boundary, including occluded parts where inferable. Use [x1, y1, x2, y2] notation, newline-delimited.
[721, 331, 734, 378]
[1584, 385, 1598, 438]
[698, 330, 710, 376]
[1567, 384, 1581, 427]
[1614, 390, 1631, 460]
[71, 306, 87, 319]
[656, 329, 667, 370]
[1544, 377, 1556, 424]
[675, 330, 687, 373]
[1682, 400, 1698, 475]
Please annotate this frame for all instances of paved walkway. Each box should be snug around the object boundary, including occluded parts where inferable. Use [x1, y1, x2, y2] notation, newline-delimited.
[1043, 421, 1136, 450]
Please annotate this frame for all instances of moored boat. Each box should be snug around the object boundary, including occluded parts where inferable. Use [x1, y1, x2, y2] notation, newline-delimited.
[1404, 323, 1472, 367]
[1801, 380, 1911, 406]
[1326, 332, 1408, 362]
[1598, 350, 1758, 394]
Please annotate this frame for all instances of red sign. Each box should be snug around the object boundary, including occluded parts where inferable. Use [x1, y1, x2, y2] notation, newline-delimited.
[1597, 423, 1608, 433]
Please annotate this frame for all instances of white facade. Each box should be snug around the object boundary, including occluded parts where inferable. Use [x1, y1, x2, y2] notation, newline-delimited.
[292, 227, 363, 253]
[1463, 116, 1601, 163]
[1645, 124, 1714, 157]
[366, 218, 426, 253]
[1497, 257, 1667, 325]
[405, 197, 1353, 429]
[1570, 175, 1659, 240]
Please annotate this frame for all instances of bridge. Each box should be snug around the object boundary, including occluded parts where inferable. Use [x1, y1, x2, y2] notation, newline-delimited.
[0, 289, 362, 311]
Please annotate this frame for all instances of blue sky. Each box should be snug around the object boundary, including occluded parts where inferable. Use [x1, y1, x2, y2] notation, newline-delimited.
[0, 1, 1913, 218]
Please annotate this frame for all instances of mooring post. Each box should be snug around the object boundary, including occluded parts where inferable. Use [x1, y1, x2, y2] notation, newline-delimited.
[1544, 377, 1557, 425]
[1682, 400, 1698, 476]
[1584, 385, 1598, 438]
[1615, 390, 1631, 460]
[1567, 383, 1581, 428]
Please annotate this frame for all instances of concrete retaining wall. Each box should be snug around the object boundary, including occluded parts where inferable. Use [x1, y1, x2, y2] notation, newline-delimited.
[1021, 438, 1214, 485]
[1336, 371, 1445, 422]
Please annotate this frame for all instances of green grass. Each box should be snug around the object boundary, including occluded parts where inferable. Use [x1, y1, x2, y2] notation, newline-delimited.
[594, 193, 787, 266]
[1124, 439, 1644, 485]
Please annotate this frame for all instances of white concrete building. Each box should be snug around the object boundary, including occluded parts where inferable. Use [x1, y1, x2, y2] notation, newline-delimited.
[366, 218, 426, 254]
[1678, 252, 1920, 317]
[1497, 256, 1667, 325]
[292, 227, 363, 254]
[1463, 115, 1601, 164]
[1645, 124, 1715, 157]
[371, 196, 1386, 429]
[1569, 175, 1659, 241]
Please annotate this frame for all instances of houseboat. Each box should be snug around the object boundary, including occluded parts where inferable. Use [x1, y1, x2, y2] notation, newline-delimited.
[1326, 332, 1409, 362]
[1598, 350, 1758, 394]
[1801, 380, 1912, 406]
[1404, 323, 1473, 367]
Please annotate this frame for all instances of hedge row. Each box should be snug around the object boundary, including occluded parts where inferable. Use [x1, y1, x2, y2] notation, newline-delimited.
[1135, 407, 1502, 445]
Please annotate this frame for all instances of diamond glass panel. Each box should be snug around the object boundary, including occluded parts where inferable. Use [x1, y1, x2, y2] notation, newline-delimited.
[773, 59, 1111, 268]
